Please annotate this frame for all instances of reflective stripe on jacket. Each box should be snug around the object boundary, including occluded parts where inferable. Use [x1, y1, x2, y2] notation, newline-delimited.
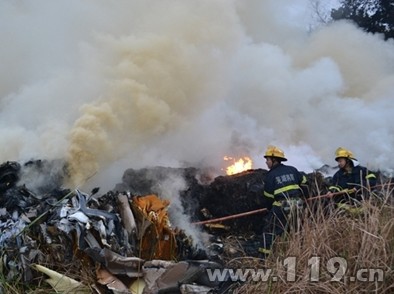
[263, 163, 307, 206]
[329, 165, 377, 192]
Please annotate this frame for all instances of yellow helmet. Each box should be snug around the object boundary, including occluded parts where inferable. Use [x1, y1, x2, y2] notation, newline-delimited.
[335, 147, 357, 161]
[264, 145, 287, 161]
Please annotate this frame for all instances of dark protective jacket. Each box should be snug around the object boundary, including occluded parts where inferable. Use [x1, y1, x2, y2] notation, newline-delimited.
[329, 165, 377, 193]
[263, 163, 308, 209]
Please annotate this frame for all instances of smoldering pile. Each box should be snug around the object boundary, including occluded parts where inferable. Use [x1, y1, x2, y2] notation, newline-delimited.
[0, 160, 226, 293]
[0, 159, 390, 293]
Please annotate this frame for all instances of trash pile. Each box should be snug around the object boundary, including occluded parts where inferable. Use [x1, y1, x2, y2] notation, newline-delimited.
[0, 160, 390, 293]
[0, 161, 243, 293]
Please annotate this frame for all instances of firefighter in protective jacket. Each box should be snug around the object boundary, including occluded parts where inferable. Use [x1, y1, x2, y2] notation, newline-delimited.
[328, 147, 377, 205]
[259, 145, 308, 258]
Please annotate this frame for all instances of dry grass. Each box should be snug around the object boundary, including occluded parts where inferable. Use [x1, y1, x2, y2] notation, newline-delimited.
[232, 193, 394, 294]
[0, 241, 97, 293]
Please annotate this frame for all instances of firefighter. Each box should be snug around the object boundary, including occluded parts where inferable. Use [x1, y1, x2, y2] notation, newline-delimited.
[258, 145, 308, 258]
[328, 147, 377, 209]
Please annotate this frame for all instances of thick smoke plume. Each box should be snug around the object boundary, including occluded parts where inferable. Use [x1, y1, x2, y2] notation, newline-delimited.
[1, 0, 394, 192]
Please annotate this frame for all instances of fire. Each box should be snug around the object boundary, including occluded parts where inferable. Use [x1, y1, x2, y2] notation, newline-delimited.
[223, 156, 253, 175]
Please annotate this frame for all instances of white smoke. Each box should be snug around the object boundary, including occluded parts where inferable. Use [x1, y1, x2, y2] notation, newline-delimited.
[1, 0, 394, 189]
[155, 174, 210, 249]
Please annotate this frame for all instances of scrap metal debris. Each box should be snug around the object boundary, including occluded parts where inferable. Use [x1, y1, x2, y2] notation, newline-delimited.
[0, 161, 227, 293]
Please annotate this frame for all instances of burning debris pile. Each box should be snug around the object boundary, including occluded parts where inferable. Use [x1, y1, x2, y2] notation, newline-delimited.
[0, 161, 227, 293]
[115, 166, 272, 233]
[0, 160, 390, 293]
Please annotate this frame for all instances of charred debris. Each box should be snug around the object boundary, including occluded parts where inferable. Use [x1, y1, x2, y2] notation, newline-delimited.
[0, 159, 389, 293]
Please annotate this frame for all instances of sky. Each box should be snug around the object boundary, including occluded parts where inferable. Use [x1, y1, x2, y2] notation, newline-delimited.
[1, 0, 393, 194]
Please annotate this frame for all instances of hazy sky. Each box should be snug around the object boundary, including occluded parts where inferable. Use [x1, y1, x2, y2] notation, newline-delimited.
[0, 0, 393, 192]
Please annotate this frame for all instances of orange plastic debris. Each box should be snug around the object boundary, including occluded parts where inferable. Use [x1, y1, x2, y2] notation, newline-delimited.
[132, 194, 177, 260]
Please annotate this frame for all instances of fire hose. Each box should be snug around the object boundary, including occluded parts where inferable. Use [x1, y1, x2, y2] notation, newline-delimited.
[194, 182, 394, 226]
[192, 190, 354, 226]
[192, 208, 268, 225]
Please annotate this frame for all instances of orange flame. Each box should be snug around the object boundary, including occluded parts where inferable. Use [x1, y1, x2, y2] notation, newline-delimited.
[223, 156, 253, 175]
